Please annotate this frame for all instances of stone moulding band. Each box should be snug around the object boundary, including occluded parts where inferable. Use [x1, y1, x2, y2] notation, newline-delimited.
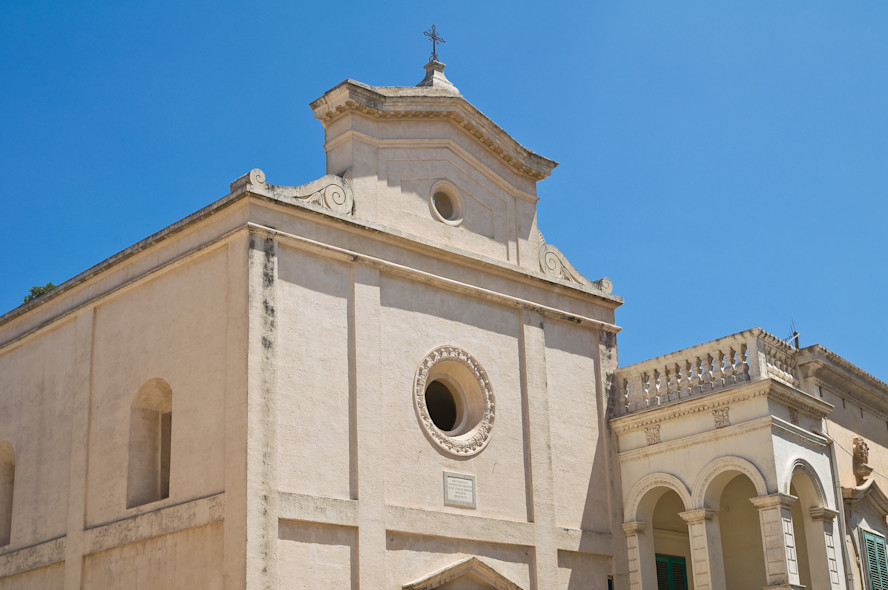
[414, 346, 495, 457]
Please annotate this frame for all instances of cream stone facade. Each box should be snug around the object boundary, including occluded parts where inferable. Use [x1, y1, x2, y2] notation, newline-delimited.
[0, 62, 623, 589]
[1, 60, 886, 590]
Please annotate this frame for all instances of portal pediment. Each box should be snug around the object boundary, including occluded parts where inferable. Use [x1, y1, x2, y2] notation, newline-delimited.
[402, 557, 523, 590]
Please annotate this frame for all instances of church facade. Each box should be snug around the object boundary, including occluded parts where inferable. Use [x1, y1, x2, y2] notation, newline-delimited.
[0, 61, 886, 590]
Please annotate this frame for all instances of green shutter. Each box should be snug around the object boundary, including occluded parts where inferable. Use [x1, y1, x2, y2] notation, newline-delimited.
[656, 554, 689, 590]
[864, 531, 888, 590]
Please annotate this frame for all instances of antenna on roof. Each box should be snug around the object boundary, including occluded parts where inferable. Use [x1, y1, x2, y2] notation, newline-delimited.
[785, 321, 800, 349]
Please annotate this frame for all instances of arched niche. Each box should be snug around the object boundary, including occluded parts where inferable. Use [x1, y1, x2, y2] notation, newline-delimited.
[127, 378, 173, 508]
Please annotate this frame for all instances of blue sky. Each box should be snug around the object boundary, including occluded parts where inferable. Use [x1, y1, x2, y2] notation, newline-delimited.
[2, 2, 886, 380]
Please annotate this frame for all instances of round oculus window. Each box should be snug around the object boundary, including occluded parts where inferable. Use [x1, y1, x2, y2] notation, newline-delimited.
[429, 183, 463, 226]
[414, 346, 494, 456]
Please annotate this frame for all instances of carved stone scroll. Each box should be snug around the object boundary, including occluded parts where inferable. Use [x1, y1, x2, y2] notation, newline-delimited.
[229, 168, 355, 216]
[536, 229, 612, 293]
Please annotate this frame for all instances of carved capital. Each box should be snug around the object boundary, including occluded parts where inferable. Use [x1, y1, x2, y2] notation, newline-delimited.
[808, 506, 839, 522]
[750, 493, 797, 511]
[679, 509, 717, 525]
[622, 521, 646, 535]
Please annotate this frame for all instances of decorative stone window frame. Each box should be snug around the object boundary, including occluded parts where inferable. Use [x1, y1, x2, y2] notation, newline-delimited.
[428, 181, 464, 226]
[414, 346, 494, 456]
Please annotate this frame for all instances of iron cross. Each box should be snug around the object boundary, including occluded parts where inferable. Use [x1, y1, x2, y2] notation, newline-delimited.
[424, 25, 445, 62]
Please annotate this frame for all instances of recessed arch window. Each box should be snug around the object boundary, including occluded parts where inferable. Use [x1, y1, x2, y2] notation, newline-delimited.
[127, 378, 172, 508]
[0, 441, 14, 546]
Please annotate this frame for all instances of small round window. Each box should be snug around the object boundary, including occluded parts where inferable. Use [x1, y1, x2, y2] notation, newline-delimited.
[425, 380, 458, 431]
[414, 346, 494, 456]
[429, 182, 463, 226]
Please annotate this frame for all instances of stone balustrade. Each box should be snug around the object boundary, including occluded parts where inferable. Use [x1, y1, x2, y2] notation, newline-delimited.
[614, 328, 800, 415]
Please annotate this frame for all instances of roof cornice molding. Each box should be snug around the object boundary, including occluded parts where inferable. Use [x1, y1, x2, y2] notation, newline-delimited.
[610, 378, 833, 434]
[310, 79, 558, 181]
[798, 345, 888, 407]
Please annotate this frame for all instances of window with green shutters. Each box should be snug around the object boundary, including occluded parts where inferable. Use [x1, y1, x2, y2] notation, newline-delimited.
[864, 530, 888, 590]
[655, 554, 688, 590]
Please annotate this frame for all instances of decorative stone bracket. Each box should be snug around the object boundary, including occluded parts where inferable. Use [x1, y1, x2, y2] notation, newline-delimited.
[230, 168, 355, 216]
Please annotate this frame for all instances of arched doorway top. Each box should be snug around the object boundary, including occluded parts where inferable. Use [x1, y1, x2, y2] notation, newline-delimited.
[692, 456, 768, 509]
[784, 458, 830, 508]
[624, 472, 692, 523]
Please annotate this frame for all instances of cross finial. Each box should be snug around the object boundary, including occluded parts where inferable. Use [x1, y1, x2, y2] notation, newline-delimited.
[423, 25, 445, 62]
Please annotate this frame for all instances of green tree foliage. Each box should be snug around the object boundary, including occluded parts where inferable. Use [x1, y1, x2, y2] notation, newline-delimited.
[23, 282, 56, 303]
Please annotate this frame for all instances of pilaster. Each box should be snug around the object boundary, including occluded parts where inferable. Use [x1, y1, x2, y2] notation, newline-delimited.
[520, 310, 558, 589]
[245, 232, 280, 589]
[750, 493, 803, 590]
[622, 521, 652, 590]
[63, 309, 94, 590]
[679, 508, 726, 590]
[808, 507, 842, 588]
[353, 264, 386, 589]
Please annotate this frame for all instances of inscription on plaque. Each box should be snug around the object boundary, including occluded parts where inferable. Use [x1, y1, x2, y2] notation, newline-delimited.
[443, 471, 476, 509]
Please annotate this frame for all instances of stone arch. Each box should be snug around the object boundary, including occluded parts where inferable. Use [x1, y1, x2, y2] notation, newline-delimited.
[783, 458, 829, 508]
[624, 472, 692, 522]
[132, 378, 173, 413]
[692, 455, 768, 509]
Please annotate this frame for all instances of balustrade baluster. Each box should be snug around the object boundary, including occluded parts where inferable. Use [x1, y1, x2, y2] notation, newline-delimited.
[715, 350, 727, 387]
[642, 372, 651, 407]
[654, 368, 663, 404]
[690, 356, 701, 395]
[726, 347, 738, 385]
[739, 344, 750, 380]
[671, 363, 682, 400]
[678, 361, 690, 398]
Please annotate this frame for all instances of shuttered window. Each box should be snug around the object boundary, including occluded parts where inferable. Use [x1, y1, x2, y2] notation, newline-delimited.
[865, 531, 888, 590]
[655, 554, 688, 590]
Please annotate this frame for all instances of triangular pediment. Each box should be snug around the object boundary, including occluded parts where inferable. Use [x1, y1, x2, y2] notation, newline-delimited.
[402, 557, 523, 590]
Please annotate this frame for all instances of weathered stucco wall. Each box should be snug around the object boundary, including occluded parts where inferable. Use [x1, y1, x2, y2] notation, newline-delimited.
[0, 320, 76, 549]
[86, 245, 230, 526]
[82, 522, 224, 589]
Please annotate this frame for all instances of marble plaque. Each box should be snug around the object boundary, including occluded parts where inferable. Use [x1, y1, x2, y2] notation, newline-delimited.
[443, 471, 476, 509]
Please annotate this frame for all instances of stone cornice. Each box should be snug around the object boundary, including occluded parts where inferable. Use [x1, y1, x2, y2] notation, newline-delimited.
[610, 382, 771, 434]
[770, 416, 829, 449]
[798, 344, 888, 412]
[610, 378, 832, 435]
[618, 416, 773, 462]
[310, 79, 558, 181]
